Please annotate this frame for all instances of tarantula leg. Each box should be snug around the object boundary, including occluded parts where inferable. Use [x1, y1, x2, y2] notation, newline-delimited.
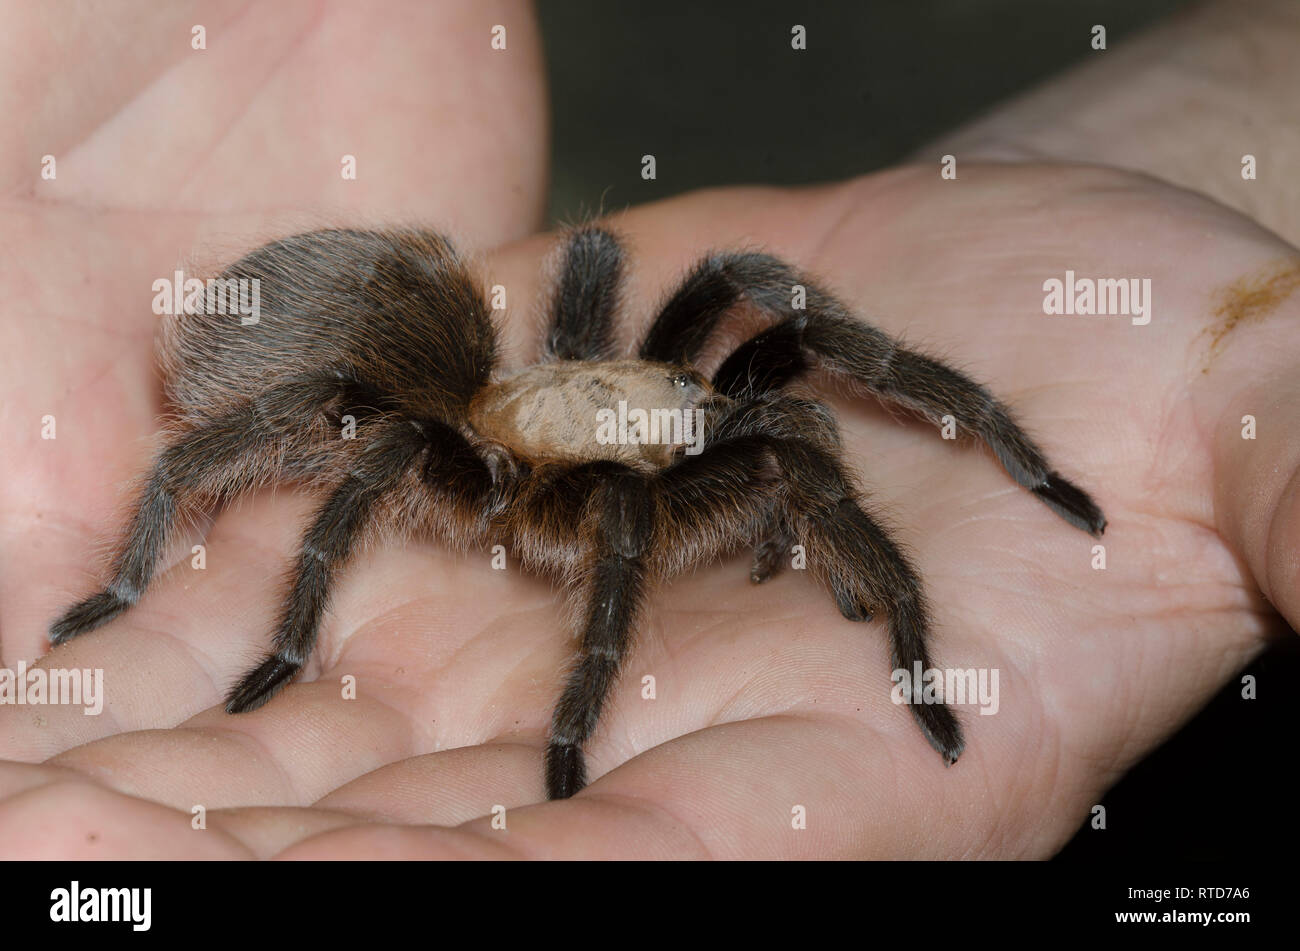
[750, 509, 794, 585]
[226, 419, 427, 713]
[546, 466, 652, 799]
[821, 498, 963, 764]
[781, 445, 962, 763]
[48, 468, 174, 645]
[543, 226, 626, 362]
[803, 317, 1104, 536]
[476, 442, 523, 520]
[49, 377, 361, 646]
[712, 319, 809, 399]
[698, 394, 965, 765]
[638, 252, 772, 364]
[640, 252, 1105, 537]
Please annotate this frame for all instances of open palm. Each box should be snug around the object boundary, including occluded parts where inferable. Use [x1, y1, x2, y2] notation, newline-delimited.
[3, 4, 1296, 859]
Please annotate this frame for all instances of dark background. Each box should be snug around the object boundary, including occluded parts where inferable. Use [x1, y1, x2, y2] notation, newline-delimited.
[537, 0, 1298, 860]
[539, 0, 1193, 219]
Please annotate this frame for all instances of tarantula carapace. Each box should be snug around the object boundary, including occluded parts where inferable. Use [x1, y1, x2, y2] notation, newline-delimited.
[50, 226, 1105, 800]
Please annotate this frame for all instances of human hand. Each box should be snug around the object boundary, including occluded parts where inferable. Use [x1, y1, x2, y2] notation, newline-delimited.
[6, 159, 1295, 858]
[0, 0, 550, 857]
[4, 0, 1298, 860]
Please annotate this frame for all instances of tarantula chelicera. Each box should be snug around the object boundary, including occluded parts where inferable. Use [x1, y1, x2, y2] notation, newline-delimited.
[50, 226, 1105, 799]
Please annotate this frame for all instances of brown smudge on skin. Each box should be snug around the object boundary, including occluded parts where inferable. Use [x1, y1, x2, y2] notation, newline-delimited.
[1201, 257, 1300, 372]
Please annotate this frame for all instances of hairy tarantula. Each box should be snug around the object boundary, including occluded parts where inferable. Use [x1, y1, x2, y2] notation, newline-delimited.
[50, 226, 1105, 800]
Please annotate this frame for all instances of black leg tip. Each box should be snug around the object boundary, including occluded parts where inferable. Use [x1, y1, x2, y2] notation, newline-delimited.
[839, 604, 876, 623]
[545, 742, 586, 800]
[49, 591, 130, 646]
[225, 654, 301, 714]
[1033, 474, 1107, 537]
[911, 701, 966, 766]
[750, 543, 787, 585]
[832, 583, 876, 623]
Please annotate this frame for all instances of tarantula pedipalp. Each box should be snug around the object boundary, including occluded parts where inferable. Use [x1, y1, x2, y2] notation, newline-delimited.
[49, 226, 1105, 800]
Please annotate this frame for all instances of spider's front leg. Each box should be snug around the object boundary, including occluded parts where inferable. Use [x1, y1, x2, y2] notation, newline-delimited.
[640, 252, 1106, 537]
[542, 226, 625, 362]
[769, 439, 968, 765]
[545, 465, 653, 799]
[750, 505, 795, 585]
[670, 395, 966, 766]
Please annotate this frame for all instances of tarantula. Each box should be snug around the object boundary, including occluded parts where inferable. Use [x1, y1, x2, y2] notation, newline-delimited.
[50, 226, 1105, 799]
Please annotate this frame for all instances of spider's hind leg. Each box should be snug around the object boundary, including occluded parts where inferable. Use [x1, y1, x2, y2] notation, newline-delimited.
[225, 416, 500, 714]
[224, 417, 429, 713]
[48, 467, 175, 645]
[49, 377, 362, 646]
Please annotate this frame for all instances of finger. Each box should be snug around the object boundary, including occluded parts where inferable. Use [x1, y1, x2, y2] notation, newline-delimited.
[0, 761, 248, 858]
[0, 210, 208, 665]
[1193, 277, 1300, 631]
[1, 490, 309, 759]
[314, 743, 544, 825]
[1, 208, 547, 667]
[924, 0, 1300, 246]
[203, 805, 363, 860]
[275, 714, 987, 860]
[22, 525, 564, 807]
[2, 0, 548, 241]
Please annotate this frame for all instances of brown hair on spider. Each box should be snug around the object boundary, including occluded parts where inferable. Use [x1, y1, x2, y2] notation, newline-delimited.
[50, 226, 1105, 799]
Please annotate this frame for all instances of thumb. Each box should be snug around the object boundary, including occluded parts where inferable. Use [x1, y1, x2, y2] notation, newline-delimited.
[1201, 340, 1300, 631]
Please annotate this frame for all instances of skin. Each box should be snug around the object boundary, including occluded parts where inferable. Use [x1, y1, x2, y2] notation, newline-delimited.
[1, 0, 1297, 859]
